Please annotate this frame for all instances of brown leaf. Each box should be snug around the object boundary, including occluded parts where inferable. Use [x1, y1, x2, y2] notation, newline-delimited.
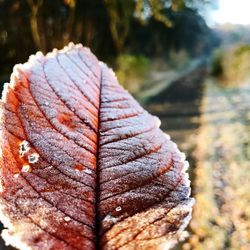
[0, 43, 194, 250]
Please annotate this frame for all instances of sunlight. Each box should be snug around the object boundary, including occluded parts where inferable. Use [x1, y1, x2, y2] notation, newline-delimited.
[211, 0, 250, 25]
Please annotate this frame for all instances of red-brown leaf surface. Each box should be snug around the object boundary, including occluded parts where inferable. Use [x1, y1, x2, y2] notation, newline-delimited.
[0, 43, 194, 250]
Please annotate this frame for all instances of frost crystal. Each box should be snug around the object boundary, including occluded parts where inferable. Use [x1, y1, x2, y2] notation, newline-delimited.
[84, 169, 92, 174]
[103, 214, 118, 224]
[115, 206, 122, 212]
[21, 164, 31, 173]
[19, 140, 30, 157]
[64, 216, 71, 222]
[28, 153, 39, 164]
[0, 43, 194, 250]
[13, 174, 19, 179]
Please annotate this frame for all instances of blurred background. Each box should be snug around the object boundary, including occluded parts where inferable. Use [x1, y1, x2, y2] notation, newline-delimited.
[0, 0, 249, 249]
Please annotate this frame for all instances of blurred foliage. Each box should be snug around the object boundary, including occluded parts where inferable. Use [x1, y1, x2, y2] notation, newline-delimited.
[235, 44, 250, 55]
[211, 44, 250, 86]
[167, 49, 189, 69]
[210, 49, 223, 77]
[114, 49, 192, 96]
[0, 0, 219, 85]
[115, 54, 150, 94]
[104, 0, 134, 53]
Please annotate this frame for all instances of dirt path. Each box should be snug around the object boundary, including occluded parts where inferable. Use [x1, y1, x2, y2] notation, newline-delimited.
[144, 67, 250, 250]
[144, 64, 207, 249]
[144, 63, 207, 181]
[185, 80, 250, 250]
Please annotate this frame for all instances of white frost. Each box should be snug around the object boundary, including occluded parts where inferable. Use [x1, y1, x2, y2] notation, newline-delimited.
[115, 206, 122, 212]
[13, 174, 19, 179]
[27, 153, 39, 164]
[64, 216, 71, 222]
[84, 169, 92, 174]
[103, 214, 118, 224]
[21, 164, 31, 173]
[19, 140, 30, 157]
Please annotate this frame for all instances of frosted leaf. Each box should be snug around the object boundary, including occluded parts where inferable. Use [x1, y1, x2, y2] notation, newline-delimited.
[0, 43, 194, 250]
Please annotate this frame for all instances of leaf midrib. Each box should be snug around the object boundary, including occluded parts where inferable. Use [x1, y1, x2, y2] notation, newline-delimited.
[95, 63, 103, 249]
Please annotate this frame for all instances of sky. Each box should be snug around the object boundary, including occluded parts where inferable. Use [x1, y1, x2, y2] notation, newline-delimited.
[210, 0, 250, 25]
